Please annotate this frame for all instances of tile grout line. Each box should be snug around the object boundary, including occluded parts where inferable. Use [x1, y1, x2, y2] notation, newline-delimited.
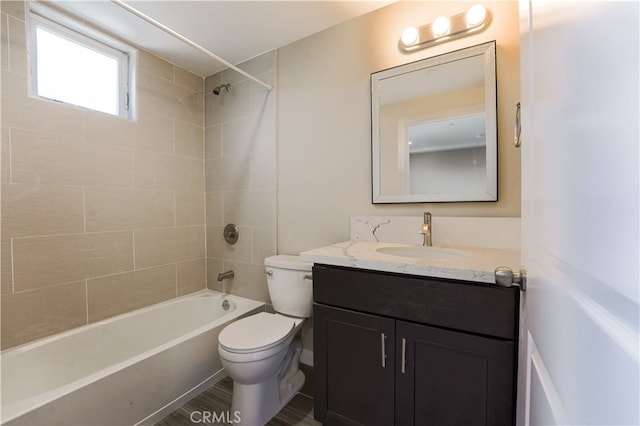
[82, 186, 87, 233]
[85, 279, 89, 324]
[10, 238, 15, 293]
[8, 127, 13, 183]
[132, 231, 136, 271]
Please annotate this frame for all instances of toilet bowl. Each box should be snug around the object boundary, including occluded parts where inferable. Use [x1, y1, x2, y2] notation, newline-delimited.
[217, 255, 312, 426]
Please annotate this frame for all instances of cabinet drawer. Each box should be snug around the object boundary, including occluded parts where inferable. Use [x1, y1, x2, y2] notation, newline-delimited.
[313, 264, 519, 340]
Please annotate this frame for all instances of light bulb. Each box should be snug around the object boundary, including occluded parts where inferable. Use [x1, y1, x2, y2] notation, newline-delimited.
[432, 16, 450, 37]
[466, 5, 487, 27]
[401, 26, 419, 46]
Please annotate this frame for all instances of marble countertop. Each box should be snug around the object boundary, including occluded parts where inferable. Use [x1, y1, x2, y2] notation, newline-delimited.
[300, 240, 521, 284]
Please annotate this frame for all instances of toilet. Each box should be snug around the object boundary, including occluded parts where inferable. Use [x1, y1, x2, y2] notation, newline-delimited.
[218, 255, 313, 426]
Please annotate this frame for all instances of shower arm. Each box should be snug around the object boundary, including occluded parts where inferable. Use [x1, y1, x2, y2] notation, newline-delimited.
[110, 0, 273, 92]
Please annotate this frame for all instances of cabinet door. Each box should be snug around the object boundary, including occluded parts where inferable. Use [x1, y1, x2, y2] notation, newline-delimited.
[396, 321, 515, 426]
[314, 304, 395, 426]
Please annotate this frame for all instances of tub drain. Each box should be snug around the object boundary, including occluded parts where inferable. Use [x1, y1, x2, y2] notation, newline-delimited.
[222, 299, 230, 311]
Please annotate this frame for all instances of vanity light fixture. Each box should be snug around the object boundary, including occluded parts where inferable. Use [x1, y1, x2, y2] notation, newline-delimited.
[399, 4, 490, 53]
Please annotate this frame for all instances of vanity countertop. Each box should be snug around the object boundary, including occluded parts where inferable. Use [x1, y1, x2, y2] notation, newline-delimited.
[300, 240, 521, 284]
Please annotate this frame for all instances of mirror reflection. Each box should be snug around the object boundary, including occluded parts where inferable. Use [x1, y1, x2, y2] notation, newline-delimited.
[371, 41, 497, 203]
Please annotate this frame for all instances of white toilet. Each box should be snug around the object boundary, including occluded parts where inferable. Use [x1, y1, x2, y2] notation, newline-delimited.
[217, 255, 313, 426]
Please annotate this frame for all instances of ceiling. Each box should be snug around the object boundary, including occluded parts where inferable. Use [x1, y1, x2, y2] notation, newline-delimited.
[51, 1, 394, 77]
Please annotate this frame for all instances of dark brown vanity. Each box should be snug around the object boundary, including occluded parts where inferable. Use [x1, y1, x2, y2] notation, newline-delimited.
[312, 263, 520, 426]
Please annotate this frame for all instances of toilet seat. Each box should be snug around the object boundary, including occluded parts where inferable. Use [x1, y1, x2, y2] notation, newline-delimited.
[219, 312, 297, 354]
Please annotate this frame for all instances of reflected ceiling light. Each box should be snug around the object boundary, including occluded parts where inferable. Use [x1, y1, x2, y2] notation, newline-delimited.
[399, 4, 491, 53]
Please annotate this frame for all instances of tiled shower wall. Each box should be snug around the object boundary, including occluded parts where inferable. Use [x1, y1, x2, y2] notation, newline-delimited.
[0, 1, 206, 349]
[204, 52, 277, 305]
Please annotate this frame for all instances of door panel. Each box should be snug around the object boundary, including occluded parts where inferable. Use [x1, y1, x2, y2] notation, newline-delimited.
[518, 1, 639, 425]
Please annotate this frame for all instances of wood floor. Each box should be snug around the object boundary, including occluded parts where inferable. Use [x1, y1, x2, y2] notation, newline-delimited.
[155, 377, 321, 426]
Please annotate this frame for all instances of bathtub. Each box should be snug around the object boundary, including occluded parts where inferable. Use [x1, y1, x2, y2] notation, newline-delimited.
[1, 291, 264, 425]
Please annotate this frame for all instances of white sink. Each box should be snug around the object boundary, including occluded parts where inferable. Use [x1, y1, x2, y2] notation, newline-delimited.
[376, 246, 470, 260]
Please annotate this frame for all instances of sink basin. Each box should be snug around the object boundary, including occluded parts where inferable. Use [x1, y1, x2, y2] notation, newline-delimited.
[376, 246, 470, 260]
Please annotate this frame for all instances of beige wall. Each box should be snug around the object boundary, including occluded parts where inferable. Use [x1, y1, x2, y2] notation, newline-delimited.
[0, 0, 520, 356]
[278, 1, 521, 254]
[1, 1, 206, 348]
[204, 52, 277, 306]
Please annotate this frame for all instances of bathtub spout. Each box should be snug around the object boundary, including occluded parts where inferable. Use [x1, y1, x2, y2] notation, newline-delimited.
[217, 270, 234, 281]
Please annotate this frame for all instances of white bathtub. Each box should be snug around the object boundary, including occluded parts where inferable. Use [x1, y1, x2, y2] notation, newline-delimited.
[1, 291, 264, 425]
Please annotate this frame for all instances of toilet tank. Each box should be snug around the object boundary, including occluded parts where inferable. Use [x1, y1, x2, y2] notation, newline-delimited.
[265, 255, 313, 318]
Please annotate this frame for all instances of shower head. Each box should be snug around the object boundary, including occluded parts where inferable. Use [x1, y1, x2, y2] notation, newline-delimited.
[212, 83, 231, 95]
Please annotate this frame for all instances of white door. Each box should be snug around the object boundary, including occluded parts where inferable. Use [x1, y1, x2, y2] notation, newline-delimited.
[518, 1, 639, 425]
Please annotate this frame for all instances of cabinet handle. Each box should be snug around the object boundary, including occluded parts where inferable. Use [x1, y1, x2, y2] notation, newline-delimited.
[401, 338, 407, 374]
[380, 333, 387, 368]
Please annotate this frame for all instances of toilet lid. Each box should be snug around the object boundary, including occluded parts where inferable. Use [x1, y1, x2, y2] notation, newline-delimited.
[219, 312, 296, 353]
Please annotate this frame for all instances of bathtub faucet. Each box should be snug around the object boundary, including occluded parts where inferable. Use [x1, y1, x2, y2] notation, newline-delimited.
[217, 270, 234, 296]
[217, 270, 234, 281]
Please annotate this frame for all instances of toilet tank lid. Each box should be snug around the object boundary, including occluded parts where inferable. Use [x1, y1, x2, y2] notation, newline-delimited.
[264, 255, 312, 271]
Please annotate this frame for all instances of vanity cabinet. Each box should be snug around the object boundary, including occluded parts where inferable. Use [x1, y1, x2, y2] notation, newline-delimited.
[313, 264, 520, 426]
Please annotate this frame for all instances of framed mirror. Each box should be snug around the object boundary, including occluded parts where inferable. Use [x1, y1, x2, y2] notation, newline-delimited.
[371, 41, 497, 203]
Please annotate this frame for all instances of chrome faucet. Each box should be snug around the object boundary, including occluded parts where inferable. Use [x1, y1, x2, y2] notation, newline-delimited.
[421, 212, 432, 247]
[217, 270, 234, 281]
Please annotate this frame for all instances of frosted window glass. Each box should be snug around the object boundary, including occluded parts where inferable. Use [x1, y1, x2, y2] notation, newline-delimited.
[36, 26, 119, 115]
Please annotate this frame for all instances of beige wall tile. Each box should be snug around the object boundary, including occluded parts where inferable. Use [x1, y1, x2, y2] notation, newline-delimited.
[223, 189, 276, 227]
[8, 15, 26, 75]
[206, 225, 251, 262]
[1, 239, 13, 294]
[205, 156, 251, 191]
[251, 149, 276, 190]
[248, 88, 277, 151]
[133, 112, 175, 154]
[1, 1, 25, 20]
[138, 70, 203, 126]
[252, 227, 277, 265]
[219, 119, 251, 158]
[2, 93, 84, 138]
[1, 67, 27, 98]
[11, 129, 133, 187]
[2, 183, 84, 238]
[175, 191, 205, 226]
[2, 126, 11, 182]
[13, 232, 134, 291]
[138, 50, 173, 81]
[206, 191, 223, 226]
[177, 258, 206, 296]
[87, 265, 176, 322]
[1, 13, 8, 72]
[174, 121, 204, 159]
[1, 281, 87, 349]
[174, 67, 203, 93]
[0, 24, 209, 347]
[204, 124, 222, 159]
[85, 187, 174, 232]
[83, 110, 173, 154]
[135, 226, 205, 269]
[204, 80, 250, 127]
[134, 151, 204, 192]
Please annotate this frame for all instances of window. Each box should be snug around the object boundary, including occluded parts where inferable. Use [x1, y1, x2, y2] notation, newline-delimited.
[29, 4, 135, 119]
